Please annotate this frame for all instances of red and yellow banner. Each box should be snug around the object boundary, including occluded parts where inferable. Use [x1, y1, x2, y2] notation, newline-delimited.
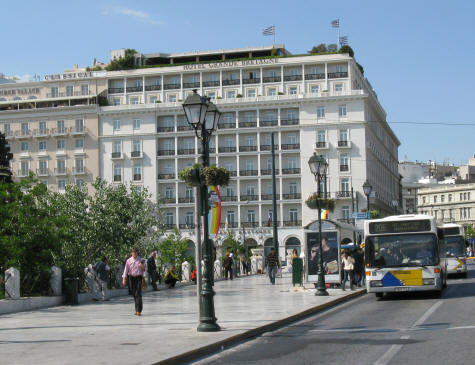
[208, 186, 221, 237]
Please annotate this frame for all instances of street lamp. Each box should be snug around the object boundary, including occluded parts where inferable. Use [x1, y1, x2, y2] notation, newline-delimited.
[362, 180, 373, 214]
[308, 153, 329, 296]
[183, 90, 221, 332]
[391, 199, 398, 214]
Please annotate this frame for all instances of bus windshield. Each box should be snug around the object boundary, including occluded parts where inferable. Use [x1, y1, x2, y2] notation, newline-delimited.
[366, 233, 438, 268]
[445, 236, 465, 257]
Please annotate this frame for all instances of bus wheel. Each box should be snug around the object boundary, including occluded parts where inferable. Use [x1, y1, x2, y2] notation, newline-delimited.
[462, 272, 468, 279]
[375, 293, 383, 298]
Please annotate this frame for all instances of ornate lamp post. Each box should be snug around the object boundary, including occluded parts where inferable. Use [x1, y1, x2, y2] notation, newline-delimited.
[391, 199, 398, 214]
[308, 153, 329, 296]
[363, 180, 373, 217]
[183, 90, 221, 332]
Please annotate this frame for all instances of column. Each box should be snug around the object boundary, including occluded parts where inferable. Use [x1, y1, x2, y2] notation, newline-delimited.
[325, 62, 328, 91]
[235, 110, 239, 128]
[301, 64, 305, 94]
[161, 75, 164, 102]
[259, 67, 263, 96]
[200, 71, 203, 95]
[347, 60, 352, 96]
[180, 73, 184, 100]
[279, 201, 284, 227]
[123, 77, 127, 104]
[219, 70, 223, 98]
[277, 107, 281, 126]
[239, 69, 243, 95]
[256, 107, 260, 127]
[142, 75, 145, 104]
[258, 201, 262, 227]
[175, 180, 179, 205]
[280, 65, 284, 93]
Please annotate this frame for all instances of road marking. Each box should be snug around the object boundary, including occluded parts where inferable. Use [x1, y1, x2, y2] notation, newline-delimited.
[411, 301, 443, 327]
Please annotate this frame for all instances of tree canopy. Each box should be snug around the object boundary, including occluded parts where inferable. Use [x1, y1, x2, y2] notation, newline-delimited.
[0, 132, 13, 183]
[105, 49, 137, 71]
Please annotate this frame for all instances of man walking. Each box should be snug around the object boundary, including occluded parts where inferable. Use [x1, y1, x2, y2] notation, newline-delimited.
[147, 251, 159, 291]
[223, 252, 233, 280]
[265, 247, 280, 285]
[93, 257, 110, 301]
[122, 248, 145, 316]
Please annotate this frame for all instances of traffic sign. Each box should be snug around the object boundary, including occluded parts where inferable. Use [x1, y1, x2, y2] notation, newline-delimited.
[352, 212, 370, 219]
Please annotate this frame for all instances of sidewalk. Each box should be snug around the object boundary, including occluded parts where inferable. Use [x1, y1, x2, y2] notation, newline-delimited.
[0, 274, 365, 365]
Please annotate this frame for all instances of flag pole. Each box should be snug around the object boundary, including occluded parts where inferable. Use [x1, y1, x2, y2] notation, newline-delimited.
[273, 24, 276, 44]
[337, 18, 340, 49]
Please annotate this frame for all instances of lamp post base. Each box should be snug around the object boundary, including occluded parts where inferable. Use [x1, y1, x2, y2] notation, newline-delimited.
[315, 288, 329, 296]
[197, 321, 221, 332]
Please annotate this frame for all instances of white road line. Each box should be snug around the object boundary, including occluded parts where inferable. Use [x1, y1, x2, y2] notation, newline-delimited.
[411, 301, 443, 328]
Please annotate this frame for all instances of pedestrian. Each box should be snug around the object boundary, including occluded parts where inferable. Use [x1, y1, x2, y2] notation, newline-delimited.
[93, 257, 110, 301]
[191, 267, 197, 284]
[122, 248, 145, 316]
[164, 266, 179, 288]
[223, 252, 233, 280]
[265, 247, 280, 285]
[147, 251, 159, 291]
[341, 250, 355, 291]
[352, 249, 364, 287]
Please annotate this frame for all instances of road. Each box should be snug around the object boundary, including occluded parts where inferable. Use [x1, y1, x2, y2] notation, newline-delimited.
[193, 262, 475, 365]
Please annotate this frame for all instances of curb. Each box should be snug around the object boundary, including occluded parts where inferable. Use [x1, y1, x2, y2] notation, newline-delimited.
[152, 289, 366, 365]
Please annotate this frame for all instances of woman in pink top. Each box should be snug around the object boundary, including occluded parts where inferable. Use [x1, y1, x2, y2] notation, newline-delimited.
[122, 248, 145, 316]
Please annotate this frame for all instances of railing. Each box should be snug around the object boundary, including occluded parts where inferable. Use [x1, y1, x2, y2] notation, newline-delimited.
[33, 129, 49, 138]
[158, 173, 175, 179]
[131, 151, 142, 158]
[111, 152, 123, 159]
[260, 145, 278, 151]
[260, 169, 280, 175]
[164, 224, 176, 230]
[281, 143, 300, 150]
[177, 148, 195, 155]
[54, 168, 67, 176]
[222, 79, 240, 86]
[36, 168, 48, 177]
[242, 78, 260, 84]
[283, 220, 302, 227]
[338, 140, 349, 147]
[328, 72, 348, 79]
[239, 145, 257, 152]
[281, 118, 299, 126]
[126, 86, 143, 93]
[183, 82, 201, 89]
[178, 197, 195, 203]
[18, 169, 29, 177]
[229, 170, 237, 176]
[133, 174, 142, 181]
[238, 121, 257, 128]
[15, 130, 31, 138]
[337, 218, 353, 224]
[163, 83, 180, 90]
[281, 168, 300, 174]
[157, 149, 175, 156]
[179, 223, 196, 229]
[316, 141, 328, 148]
[157, 126, 175, 132]
[283, 75, 302, 81]
[340, 165, 349, 172]
[336, 191, 352, 198]
[305, 73, 325, 80]
[70, 127, 87, 135]
[161, 198, 176, 204]
[3, 131, 13, 139]
[282, 193, 301, 199]
[108, 87, 124, 94]
[263, 76, 281, 83]
[145, 85, 161, 91]
[260, 120, 278, 127]
[72, 167, 85, 175]
[240, 195, 259, 201]
[51, 127, 69, 137]
[219, 222, 238, 228]
[113, 175, 122, 182]
[203, 80, 220, 87]
[241, 222, 259, 228]
[218, 146, 236, 153]
[218, 123, 236, 129]
[221, 195, 238, 202]
[261, 194, 273, 200]
[177, 125, 193, 131]
[239, 170, 258, 176]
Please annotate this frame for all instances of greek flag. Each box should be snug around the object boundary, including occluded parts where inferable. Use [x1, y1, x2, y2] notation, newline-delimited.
[263, 25, 275, 36]
[331, 19, 339, 28]
[339, 36, 348, 45]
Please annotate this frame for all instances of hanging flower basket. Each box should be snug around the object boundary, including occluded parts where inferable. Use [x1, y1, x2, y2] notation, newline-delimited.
[178, 164, 202, 187]
[179, 165, 230, 187]
[305, 193, 335, 212]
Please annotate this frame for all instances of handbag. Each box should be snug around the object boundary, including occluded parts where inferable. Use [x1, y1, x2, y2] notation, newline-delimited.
[141, 276, 147, 289]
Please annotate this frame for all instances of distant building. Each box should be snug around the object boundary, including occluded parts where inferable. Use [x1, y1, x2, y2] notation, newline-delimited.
[458, 156, 475, 182]
[0, 73, 18, 85]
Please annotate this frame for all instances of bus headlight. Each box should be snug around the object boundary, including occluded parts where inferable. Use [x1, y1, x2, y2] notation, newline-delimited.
[423, 278, 435, 285]
[370, 280, 383, 287]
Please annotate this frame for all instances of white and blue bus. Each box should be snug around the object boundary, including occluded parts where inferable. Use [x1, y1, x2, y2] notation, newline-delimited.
[438, 223, 467, 277]
[364, 214, 447, 298]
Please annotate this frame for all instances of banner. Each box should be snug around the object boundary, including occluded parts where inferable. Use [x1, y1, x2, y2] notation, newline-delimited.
[208, 186, 222, 237]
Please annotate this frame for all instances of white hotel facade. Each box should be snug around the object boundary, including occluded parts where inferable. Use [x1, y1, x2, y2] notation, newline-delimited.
[1, 45, 400, 255]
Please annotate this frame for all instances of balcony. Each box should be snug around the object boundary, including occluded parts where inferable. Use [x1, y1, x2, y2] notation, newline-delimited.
[158, 173, 175, 180]
[239, 170, 258, 176]
[203, 80, 220, 87]
[340, 164, 349, 172]
[54, 168, 67, 176]
[126, 86, 143, 93]
[315, 141, 329, 149]
[240, 195, 259, 201]
[133, 174, 142, 181]
[260, 169, 280, 175]
[241, 222, 259, 228]
[336, 191, 352, 199]
[177, 148, 195, 155]
[164, 83, 180, 90]
[220, 222, 238, 228]
[33, 129, 49, 138]
[72, 166, 86, 175]
[218, 123, 236, 129]
[131, 150, 143, 158]
[16, 130, 32, 139]
[328, 72, 348, 79]
[17, 169, 29, 177]
[221, 195, 238, 202]
[261, 194, 273, 200]
[36, 168, 48, 177]
[239, 121, 257, 128]
[229, 170, 237, 177]
[70, 127, 87, 136]
[282, 193, 301, 200]
[157, 149, 175, 156]
[282, 168, 300, 175]
[108, 87, 124, 94]
[283, 75, 302, 81]
[281, 118, 299, 126]
[337, 140, 352, 148]
[260, 144, 278, 151]
[179, 223, 196, 229]
[164, 224, 177, 230]
[183, 82, 201, 89]
[283, 220, 302, 227]
[161, 198, 175, 204]
[222, 79, 240, 86]
[263, 76, 281, 83]
[145, 85, 161, 91]
[242, 78, 260, 84]
[305, 73, 325, 80]
[52, 127, 69, 137]
[218, 146, 236, 153]
[4, 131, 13, 139]
[157, 126, 175, 133]
[178, 197, 195, 203]
[111, 152, 123, 159]
[177, 125, 193, 131]
[260, 120, 278, 127]
[239, 145, 257, 152]
[281, 143, 300, 150]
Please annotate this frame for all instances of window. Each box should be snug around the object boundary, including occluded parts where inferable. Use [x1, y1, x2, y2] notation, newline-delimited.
[113, 141, 121, 153]
[113, 98, 120, 106]
[336, 65, 344, 73]
[340, 178, 350, 192]
[287, 110, 297, 120]
[113, 120, 120, 131]
[441, 195, 445, 203]
[207, 92, 216, 100]
[244, 112, 255, 123]
[247, 89, 256, 98]
[339, 129, 348, 142]
[311, 85, 319, 94]
[57, 180, 66, 192]
[133, 165, 142, 181]
[289, 87, 297, 95]
[75, 139, 84, 149]
[185, 187, 193, 199]
[56, 159, 66, 174]
[340, 153, 349, 171]
[460, 193, 463, 201]
[227, 211, 235, 224]
[317, 106, 325, 119]
[270, 70, 278, 78]
[56, 120, 65, 134]
[441, 210, 445, 220]
[165, 164, 174, 174]
[342, 206, 351, 220]
[113, 164, 122, 182]
[224, 137, 234, 148]
[227, 90, 236, 99]
[81, 85, 89, 96]
[464, 193, 467, 200]
[289, 182, 297, 195]
[132, 140, 141, 153]
[339, 104, 347, 118]
[288, 158, 297, 169]
[290, 68, 299, 76]
[247, 185, 255, 196]
[20, 160, 29, 176]
[311, 66, 319, 74]
[287, 134, 297, 145]
[50, 87, 58, 97]
[76, 179, 84, 187]
[3, 123, 10, 136]
[317, 130, 326, 143]
[334, 83, 343, 94]
[131, 97, 139, 105]
[185, 212, 194, 226]
[268, 88, 277, 96]
[75, 158, 84, 173]
[433, 195, 437, 203]
[469, 192, 471, 200]
[39, 121, 47, 134]
[150, 96, 158, 104]
[132, 119, 141, 130]
[223, 114, 234, 124]
[225, 161, 234, 172]
[165, 187, 174, 199]
[422, 196, 426, 204]
[66, 86, 73, 96]
[289, 209, 298, 223]
[39, 141, 47, 151]
[166, 213, 174, 226]
[266, 159, 272, 170]
[245, 136, 255, 146]
[247, 210, 256, 223]
[75, 119, 84, 133]
[168, 94, 177, 102]
[226, 186, 234, 197]
[448, 194, 452, 202]
[264, 111, 275, 121]
[21, 122, 29, 136]
[20, 142, 29, 152]
[57, 140, 66, 151]
[245, 160, 254, 170]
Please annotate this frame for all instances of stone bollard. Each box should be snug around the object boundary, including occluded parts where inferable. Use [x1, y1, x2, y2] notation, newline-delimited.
[257, 257, 263, 274]
[49, 266, 62, 296]
[5, 267, 20, 299]
[115, 264, 124, 287]
[251, 257, 258, 274]
[181, 261, 190, 282]
[84, 265, 98, 293]
[214, 259, 222, 280]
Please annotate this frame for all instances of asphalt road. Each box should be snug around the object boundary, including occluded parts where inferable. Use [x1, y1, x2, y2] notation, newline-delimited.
[193, 262, 475, 365]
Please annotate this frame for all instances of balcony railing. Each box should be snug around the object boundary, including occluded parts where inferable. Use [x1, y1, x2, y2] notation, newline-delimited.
[164, 224, 176, 230]
[338, 140, 351, 148]
[282, 168, 300, 175]
[222, 79, 240, 86]
[3, 131, 13, 139]
[229, 170, 237, 177]
[33, 129, 49, 138]
[242, 78, 260, 84]
[260, 120, 278, 127]
[178, 197, 195, 203]
[239, 121, 257, 128]
[282, 193, 301, 199]
[108, 87, 124, 94]
[164, 83, 180, 90]
[177, 148, 195, 155]
[157, 126, 175, 133]
[145, 85, 161, 91]
[340, 165, 349, 172]
[218, 146, 236, 153]
[305, 73, 325, 80]
[161, 198, 176, 204]
[158, 173, 175, 179]
[203, 80, 220, 87]
[328, 72, 348, 79]
[336, 191, 352, 199]
[218, 123, 236, 129]
[263, 76, 281, 83]
[219, 222, 238, 228]
[283, 75, 302, 81]
[281, 143, 300, 150]
[241, 222, 259, 228]
[36, 168, 48, 177]
[281, 118, 299, 126]
[283, 220, 302, 227]
[52, 127, 69, 137]
[221, 195, 238, 202]
[71, 127, 87, 136]
[260, 145, 278, 151]
[239, 145, 257, 152]
[316, 141, 329, 148]
[72, 167, 85, 175]
[16, 130, 32, 139]
[261, 194, 273, 200]
[177, 125, 193, 131]
[179, 223, 196, 229]
[54, 168, 67, 176]
[126, 86, 143, 93]
[157, 149, 175, 156]
[133, 174, 142, 181]
[240, 195, 259, 201]
[131, 151, 142, 158]
[18, 169, 29, 177]
[111, 152, 123, 159]
[260, 169, 280, 175]
[239, 170, 258, 176]
[183, 82, 201, 89]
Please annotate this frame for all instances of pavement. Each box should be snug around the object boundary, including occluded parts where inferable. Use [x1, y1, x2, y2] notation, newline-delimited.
[0, 273, 365, 365]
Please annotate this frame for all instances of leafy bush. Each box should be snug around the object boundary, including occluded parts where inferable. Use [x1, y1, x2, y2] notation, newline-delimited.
[338, 45, 354, 58]
[305, 193, 336, 212]
[356, 62, 364, 75]
[105, 49, 137, 71]
[308, 43, 327, 54]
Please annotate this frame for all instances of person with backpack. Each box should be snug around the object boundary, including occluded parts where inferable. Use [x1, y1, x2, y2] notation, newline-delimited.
[147, 251, 159, 291]
[93, 257, 110, 301]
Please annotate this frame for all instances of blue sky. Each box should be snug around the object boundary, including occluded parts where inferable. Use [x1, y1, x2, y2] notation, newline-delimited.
[1, 0, 474, 165]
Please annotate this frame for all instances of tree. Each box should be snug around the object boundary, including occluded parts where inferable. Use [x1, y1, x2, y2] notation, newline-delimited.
[328, 44, 338, 52]
[338, 45, 354, 58]
[105, 49, 137, 71]
[220, 230, 243, 258]
[0, 132, 13, 183]
[157, 227, 193, 277]
[465, 225, 475, 239]
[309, 43, 327, 54]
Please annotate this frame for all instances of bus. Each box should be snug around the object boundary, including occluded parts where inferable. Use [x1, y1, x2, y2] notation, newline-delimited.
[364, 214, 447, 298]
[438, 223, 467, 277]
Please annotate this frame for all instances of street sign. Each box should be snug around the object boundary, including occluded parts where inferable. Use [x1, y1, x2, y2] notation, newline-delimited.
[352, 212, 370, 219]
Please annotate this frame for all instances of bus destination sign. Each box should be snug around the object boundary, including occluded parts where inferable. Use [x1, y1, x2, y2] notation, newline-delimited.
[369, 220, 432, 235]
[441, 227, 461, 236]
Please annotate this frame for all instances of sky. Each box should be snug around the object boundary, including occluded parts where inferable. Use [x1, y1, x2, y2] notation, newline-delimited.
[1, 0, 474, 165]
